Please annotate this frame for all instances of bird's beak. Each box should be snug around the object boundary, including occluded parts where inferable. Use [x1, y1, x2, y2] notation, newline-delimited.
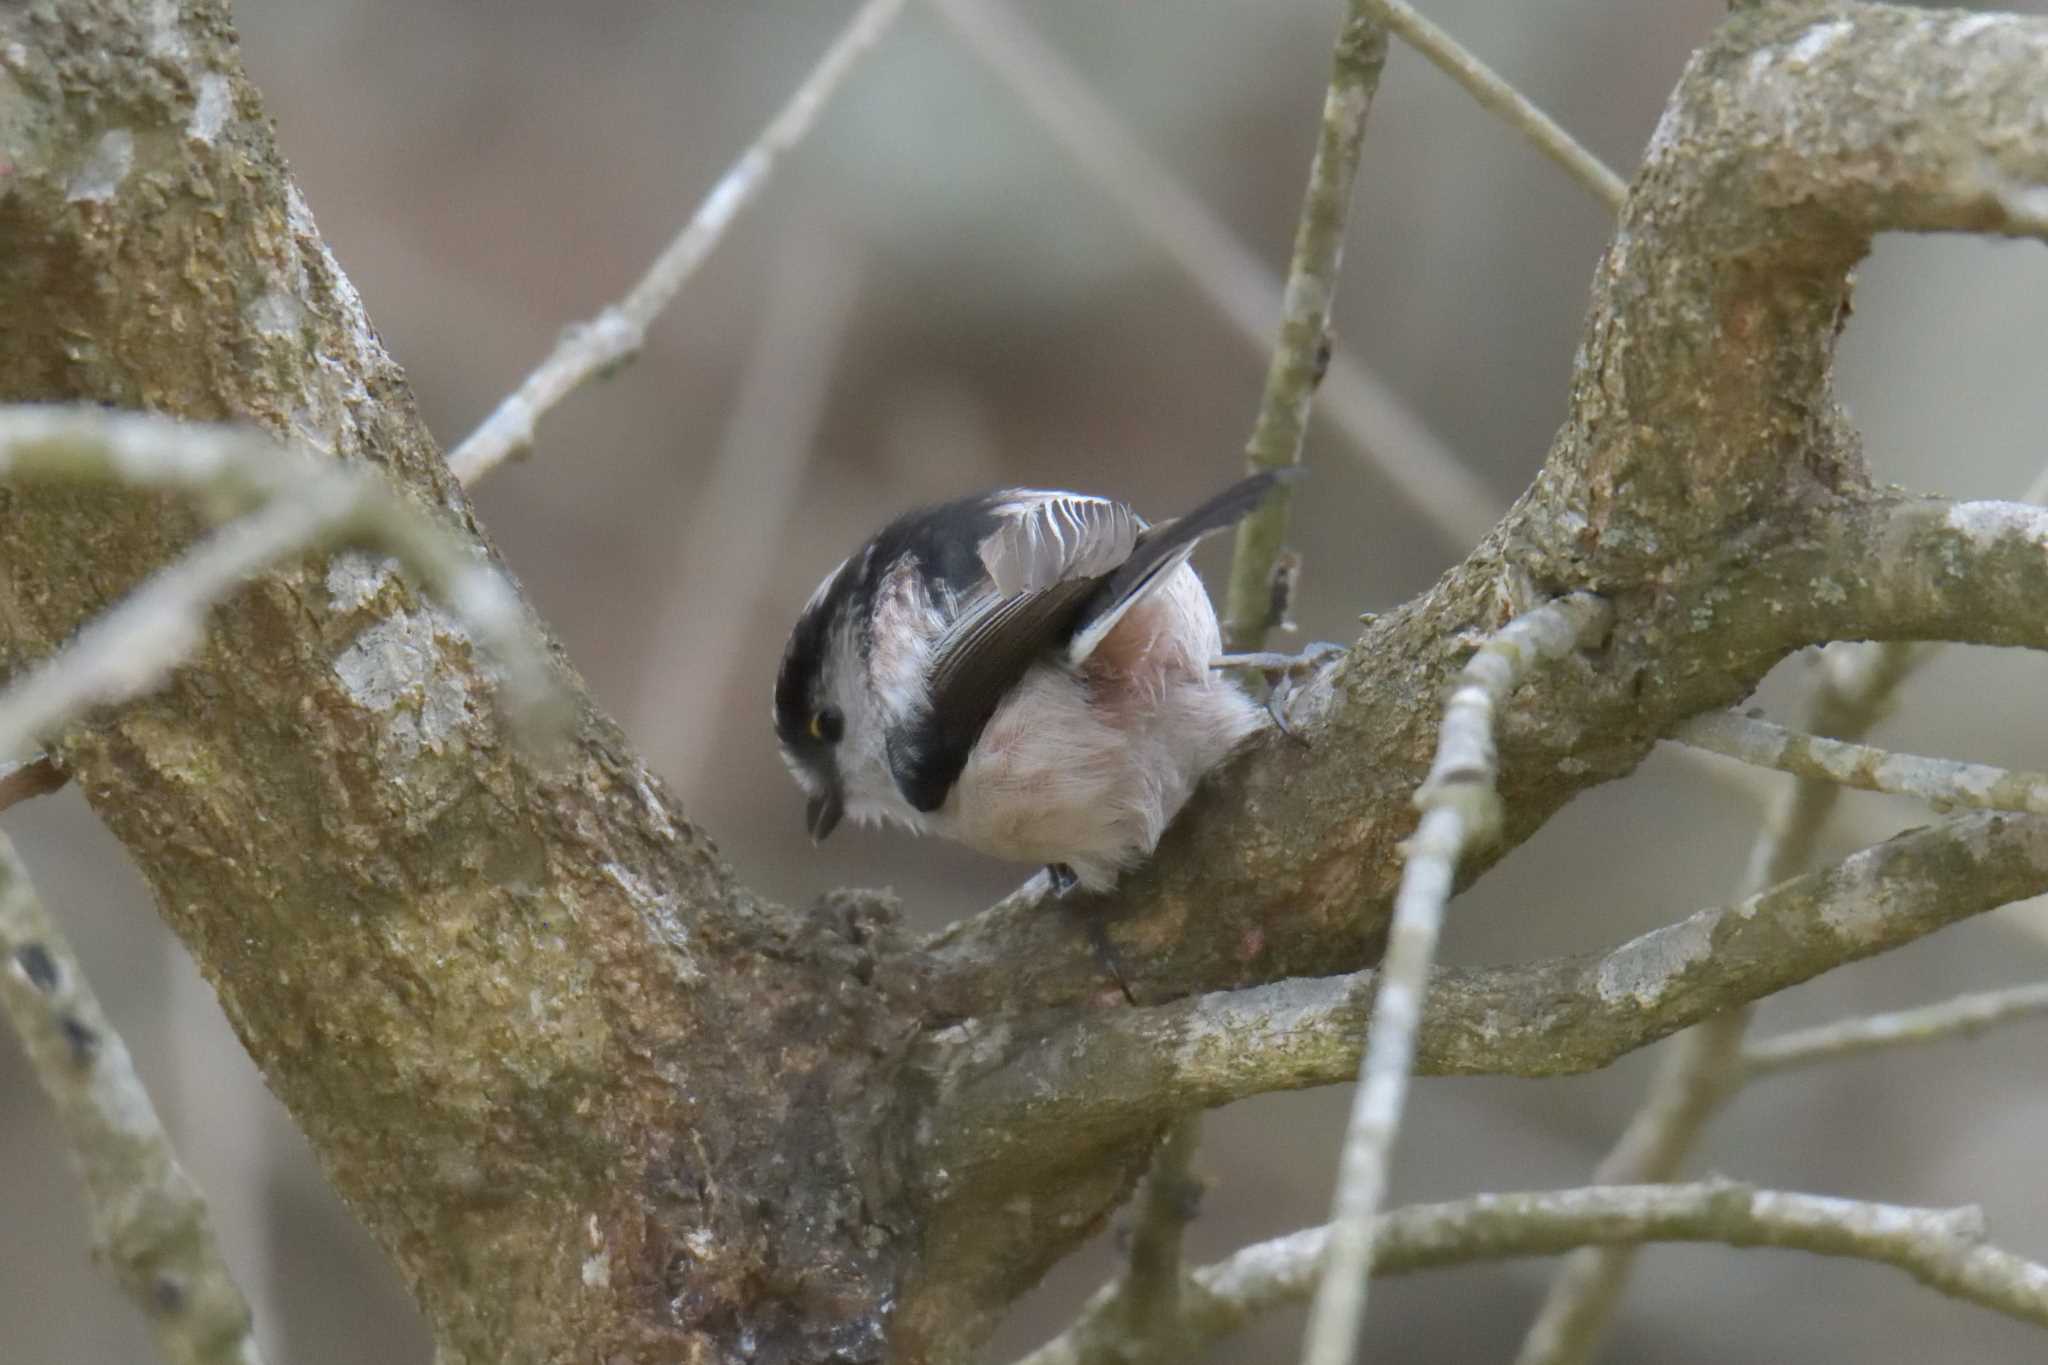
[806, 787, 844, 844]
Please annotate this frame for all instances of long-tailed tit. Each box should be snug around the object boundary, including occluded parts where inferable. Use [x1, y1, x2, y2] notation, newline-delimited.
[773, 472, 1284, 893]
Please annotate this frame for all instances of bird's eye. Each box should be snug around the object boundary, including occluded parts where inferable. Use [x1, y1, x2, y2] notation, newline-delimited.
[811, 705, 844, 743]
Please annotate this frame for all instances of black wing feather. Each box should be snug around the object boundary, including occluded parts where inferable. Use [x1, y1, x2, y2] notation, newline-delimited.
[1073, 469, 1290, 648]
[887, 471, 1289, 812]
[888, 579, 1099, 811]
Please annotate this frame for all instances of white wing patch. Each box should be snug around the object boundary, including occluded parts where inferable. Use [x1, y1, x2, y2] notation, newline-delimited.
[978, 492, 1141, 596]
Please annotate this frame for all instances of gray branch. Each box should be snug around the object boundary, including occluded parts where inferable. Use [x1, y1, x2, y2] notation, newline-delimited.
[1218, 3, 1389, 651]
[1673, 709, 2048, 815]
[931, 812, 2048, 1165]
[1303, 593, 1610, 1365]
[1743, 983, 2048, 1078]
[444, 0, 907, 485]
[1518, 636, 1935, 1365]
[0, 833, 265, 1365]
[1364, 0, 1626, 211]
[1514, 492, 2048, 1365]
[1015, 1182, 2048, 1365]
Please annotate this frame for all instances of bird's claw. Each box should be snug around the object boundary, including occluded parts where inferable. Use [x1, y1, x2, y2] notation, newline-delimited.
[1213, 642, 1345, 744]
[1043, 864, 1137, 1005]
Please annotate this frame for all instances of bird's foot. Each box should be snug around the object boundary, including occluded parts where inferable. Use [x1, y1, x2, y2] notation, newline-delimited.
[1044, 864, 1137, 1005]
[1214, 642, 1346, 744]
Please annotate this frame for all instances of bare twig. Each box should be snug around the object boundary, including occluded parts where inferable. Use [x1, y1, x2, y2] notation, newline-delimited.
[0, 832, 266, 1365]
[1743, 983, 2048, 1077]
[1016, 1181, 2048, 1364]
[1672, 710, 2048, 815]
[0, 755, 67, 813]
[445, 0, 907, 486]
[1514, 649, 1922, 1364]
[1364, 0, 1626, 212]
[0, 406, 559, 760]
[1221, 6, 1391, 655]
[1102, 1115, 1208, 1365]
[1301, 591, 1610, 1365]
[928, 0, 1500, 549]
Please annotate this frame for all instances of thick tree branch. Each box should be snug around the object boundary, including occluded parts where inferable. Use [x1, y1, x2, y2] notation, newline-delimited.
[0, 833, 264, 1365]
[1017, 1182, 2048, 1364]
[0, 7, 921, 1362]
[931, 812, 2048, 1163]
[0, 407, 559, 760]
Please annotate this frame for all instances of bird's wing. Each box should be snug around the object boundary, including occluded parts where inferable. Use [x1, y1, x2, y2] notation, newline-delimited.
[1064, 470, 1286, 662]
[889, 493, 1139, 811]
[889, 475, 1284, 812]
[976, 492, 1142, 596]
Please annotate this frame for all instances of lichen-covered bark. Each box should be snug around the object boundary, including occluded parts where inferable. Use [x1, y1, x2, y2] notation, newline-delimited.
[0, 4, 916, 1361]
[4, 3, 2048, 1363]
[935, 811, 2048, 1149]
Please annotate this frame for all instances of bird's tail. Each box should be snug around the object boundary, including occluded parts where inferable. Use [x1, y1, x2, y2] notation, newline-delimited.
[1067, 468, 1297, 662]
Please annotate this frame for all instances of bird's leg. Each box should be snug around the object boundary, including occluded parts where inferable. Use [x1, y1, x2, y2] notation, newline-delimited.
[1044, 864, 1138, 1005]
[1081, 913, 1138, 1007]
[1213, 641, 1347, 744]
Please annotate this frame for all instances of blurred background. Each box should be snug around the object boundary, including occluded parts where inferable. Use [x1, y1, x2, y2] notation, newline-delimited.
[8, 0, 2048, 1360]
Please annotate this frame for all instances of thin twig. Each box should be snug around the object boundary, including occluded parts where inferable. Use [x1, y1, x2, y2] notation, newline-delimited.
[927, 0, 1500, 550]
[0, 406, 560, 760]
[1364, 0, 1627, 212]
[445, 0, 907, 486]
[1515, 640, 1920, 1365]
[1108, 1115, 1208, 1364]
[1014, 1180, 2048, 1364]
[1221, 6, 1392, 654]
[1067, 21, 1402, 1360]
[1743, 983, 2048, 1077]
[1302, 591, 1611, 1365]
[0, 755, 67, 813]
[1672, 709, 2048, 815]
[0, 832, 266, 1365]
